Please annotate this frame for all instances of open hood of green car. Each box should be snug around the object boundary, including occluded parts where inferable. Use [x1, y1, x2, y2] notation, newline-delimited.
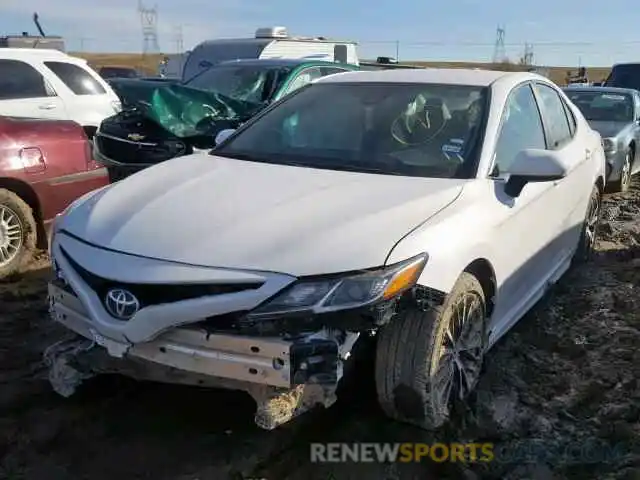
[108, 78, 264, 138]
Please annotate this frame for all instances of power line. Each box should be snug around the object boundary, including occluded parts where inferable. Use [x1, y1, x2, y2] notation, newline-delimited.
[358, 40, 640, 47]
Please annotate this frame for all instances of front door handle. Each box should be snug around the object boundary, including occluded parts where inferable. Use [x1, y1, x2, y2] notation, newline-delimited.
[585, 148, 592, 160]
[38, 104, 56, 110]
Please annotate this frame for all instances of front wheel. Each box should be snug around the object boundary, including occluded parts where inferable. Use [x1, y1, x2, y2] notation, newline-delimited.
[573, 185, 601, 264]
[375, 272, 486, 430]
[0, 189, 37, 279]
[607, 149, 632, 193]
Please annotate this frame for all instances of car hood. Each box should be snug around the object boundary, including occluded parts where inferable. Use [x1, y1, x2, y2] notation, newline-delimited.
[587, 120, 630, 138]
[107, 80, 262, 138]
[60, 154, 465, 276]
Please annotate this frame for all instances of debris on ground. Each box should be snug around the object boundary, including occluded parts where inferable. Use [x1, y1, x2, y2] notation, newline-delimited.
[1, 183, 639, 479]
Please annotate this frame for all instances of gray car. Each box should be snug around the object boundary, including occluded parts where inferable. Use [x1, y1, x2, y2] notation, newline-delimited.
[564, 86, 640, 192]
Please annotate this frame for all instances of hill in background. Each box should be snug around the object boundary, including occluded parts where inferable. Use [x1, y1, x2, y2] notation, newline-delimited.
[74, 52, 611, 86]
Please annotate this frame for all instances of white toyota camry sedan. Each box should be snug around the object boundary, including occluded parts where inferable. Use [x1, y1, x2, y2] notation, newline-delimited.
[46, 68, 607, 431]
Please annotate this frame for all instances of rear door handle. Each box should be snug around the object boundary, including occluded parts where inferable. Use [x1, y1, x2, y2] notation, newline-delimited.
[38, 104, 56, 110]
[585, 149, 592, 160]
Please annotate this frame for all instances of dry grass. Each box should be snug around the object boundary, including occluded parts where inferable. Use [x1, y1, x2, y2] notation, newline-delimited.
[72, 52, 611, 86]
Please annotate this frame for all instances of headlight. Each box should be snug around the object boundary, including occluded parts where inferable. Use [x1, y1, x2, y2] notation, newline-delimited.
[248, 253, 428, 317]
[602, 137, 617, 153]
[111, 99, 122, 113]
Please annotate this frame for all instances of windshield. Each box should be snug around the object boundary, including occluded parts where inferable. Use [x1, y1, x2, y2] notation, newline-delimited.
[565, 90, 634, 122]
[214, 82, 489, 179]
[604, 65, 640, 91]
[184, 65, 294, 104]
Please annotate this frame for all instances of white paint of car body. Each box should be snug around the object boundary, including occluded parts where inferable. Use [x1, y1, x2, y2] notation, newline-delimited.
[51, 68, 607, 352]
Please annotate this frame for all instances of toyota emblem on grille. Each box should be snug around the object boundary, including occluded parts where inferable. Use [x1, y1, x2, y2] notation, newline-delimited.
[104, 288, 140, 320]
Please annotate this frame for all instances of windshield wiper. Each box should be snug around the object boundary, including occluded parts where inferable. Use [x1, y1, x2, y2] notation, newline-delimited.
[212, 152, 408, 175]
[211, 151, 274, 163]
[321, 163, 403, 175]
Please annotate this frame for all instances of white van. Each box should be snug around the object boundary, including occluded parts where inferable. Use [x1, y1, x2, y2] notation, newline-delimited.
[182, 26, 359, 81]
[0, 49, 121, 134]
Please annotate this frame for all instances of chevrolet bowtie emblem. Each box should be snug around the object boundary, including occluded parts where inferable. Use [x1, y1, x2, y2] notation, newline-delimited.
[127, 133, 145, 141]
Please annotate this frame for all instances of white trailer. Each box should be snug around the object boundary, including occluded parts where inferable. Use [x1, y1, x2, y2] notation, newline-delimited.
[182, 26, 358, 81]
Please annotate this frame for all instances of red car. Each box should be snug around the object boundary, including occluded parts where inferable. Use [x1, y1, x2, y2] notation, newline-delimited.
[0, 116, 109, 278]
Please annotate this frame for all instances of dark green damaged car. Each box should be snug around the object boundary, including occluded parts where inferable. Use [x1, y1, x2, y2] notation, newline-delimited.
[95, 58, 360, 181]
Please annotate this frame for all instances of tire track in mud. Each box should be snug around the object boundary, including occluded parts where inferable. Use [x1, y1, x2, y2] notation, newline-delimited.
[2, 182, 640, 479]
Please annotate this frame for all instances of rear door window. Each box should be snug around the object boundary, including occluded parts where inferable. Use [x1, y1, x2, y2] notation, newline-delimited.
[0, 59, 52, 100]
[44, 61, 107, 95]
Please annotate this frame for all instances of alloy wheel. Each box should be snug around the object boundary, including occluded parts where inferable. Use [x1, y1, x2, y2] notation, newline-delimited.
[432, 291, 485, 417]
[0, 205, 23, 267]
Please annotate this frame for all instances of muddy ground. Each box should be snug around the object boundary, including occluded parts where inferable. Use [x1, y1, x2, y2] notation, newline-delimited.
[1, 183, 639, 480]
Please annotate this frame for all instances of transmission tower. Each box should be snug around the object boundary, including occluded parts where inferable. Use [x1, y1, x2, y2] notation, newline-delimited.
[492, 25, 506, 63]
[522, 43, 534, 65]
[174, 25, 184, 54]
[138, 0, 160, 55]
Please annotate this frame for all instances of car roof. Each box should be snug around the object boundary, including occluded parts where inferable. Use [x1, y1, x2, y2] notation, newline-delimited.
[564, 85, 637, 95]
[315, 68, 542, 87]
[216, 58, 355, 68]
[0, 48, 69, 59]
[0, 48, 87, 64]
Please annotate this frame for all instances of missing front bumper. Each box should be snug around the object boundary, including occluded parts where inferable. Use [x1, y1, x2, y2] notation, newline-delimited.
[46, 282, 345, 429]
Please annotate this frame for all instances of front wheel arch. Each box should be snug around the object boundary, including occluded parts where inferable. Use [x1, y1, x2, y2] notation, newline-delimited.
[463, 258, 496, 318]
[375, 271, 487, 430]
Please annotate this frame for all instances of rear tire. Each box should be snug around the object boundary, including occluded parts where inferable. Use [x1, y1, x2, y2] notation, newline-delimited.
[375, 272, 486, 430]
[0, 189, 37, 279]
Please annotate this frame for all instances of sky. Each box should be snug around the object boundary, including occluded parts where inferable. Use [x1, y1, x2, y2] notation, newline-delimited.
[1, 0, 639, 67]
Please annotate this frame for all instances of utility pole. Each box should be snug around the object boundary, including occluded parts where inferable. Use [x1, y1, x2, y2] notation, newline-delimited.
[138, 0, 160, 55]
[492, 25, 506, 63]
[395, 40, 400, 61]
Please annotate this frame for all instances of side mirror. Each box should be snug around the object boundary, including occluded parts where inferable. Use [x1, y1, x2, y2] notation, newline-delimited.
[503, 149, 567, 198]
[214, 128, 236, 146]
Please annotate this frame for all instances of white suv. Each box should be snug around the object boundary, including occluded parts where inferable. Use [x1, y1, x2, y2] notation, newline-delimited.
[0, 49, 121, 134]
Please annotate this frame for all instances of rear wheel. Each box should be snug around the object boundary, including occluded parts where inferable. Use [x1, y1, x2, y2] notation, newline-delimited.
[375, 273, 486, 429]
[0, 189, 37, 279]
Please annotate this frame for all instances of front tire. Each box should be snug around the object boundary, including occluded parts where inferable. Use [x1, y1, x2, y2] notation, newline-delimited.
[0, 189, 37, 279]
[574, 185, 601, 264]
[375, 272, 486, 430]
[607, 149, 632, 193]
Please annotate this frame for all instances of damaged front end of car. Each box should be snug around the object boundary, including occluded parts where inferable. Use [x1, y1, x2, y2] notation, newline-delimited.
[44, 232, 434, 430]
[94, 80, 263, 182]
